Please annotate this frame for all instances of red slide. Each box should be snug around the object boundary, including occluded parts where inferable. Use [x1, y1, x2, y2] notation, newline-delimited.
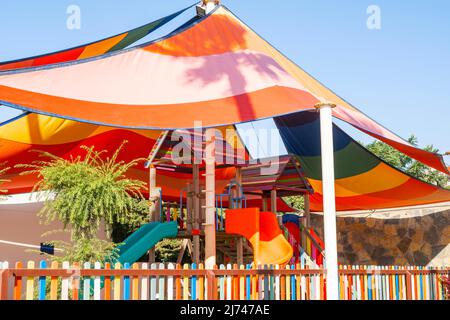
[226, 208, 293, 266]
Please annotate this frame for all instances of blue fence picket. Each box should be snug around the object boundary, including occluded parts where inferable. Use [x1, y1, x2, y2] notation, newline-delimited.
[38, 260, 47, 300]
[123, 263, 130, 300]
[246, 265, 251, 301]
[291, 265, 296, 301]
[191, 263, 197, 301]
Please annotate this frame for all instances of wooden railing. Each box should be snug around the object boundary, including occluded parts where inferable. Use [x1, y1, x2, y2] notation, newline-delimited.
[0, 261, 448, 300]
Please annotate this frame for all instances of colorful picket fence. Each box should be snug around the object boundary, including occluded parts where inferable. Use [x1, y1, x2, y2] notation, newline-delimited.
[0, 261, 448, 301]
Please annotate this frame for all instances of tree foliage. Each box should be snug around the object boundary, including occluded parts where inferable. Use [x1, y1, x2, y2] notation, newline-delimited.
[16, 141, 149, 263]
[365, 135, 449, 188]
[283, 135, 449, 212]
[155, 239, 184, 263]
[284, 195, 305, 212]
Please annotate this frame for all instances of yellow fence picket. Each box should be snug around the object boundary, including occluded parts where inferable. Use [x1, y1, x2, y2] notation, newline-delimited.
[132, 263, 139, 300]
[198, 263, 204, 300]
[113, 262, 121, 301]
[25, 261, 35, 300]
[239, 265, 245, 300]
[183, 264, 189, 300]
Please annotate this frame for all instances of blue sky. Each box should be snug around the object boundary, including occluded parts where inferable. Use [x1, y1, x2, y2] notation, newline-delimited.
[0, 1, 449, 162]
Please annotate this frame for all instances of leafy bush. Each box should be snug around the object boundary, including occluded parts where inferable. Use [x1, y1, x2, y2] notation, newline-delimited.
[17, 141, 148, 263]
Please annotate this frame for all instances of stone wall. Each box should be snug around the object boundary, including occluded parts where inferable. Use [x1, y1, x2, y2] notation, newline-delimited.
[310, 206, 450, 267]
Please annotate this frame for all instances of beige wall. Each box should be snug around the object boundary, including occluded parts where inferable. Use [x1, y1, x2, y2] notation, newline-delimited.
[0, 199, 107, 264]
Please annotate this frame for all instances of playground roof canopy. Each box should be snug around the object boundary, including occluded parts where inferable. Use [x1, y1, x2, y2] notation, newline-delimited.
[0, 5, 447, 175]
[0, 4, 449, 213]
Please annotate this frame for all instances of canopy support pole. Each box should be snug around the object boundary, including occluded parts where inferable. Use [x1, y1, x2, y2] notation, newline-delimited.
[316, 103, 339, 300]
[204, 129, 216, 269]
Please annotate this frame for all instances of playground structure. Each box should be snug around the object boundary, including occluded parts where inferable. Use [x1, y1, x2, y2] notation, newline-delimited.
[131, 149, 318, 269]
[0, 1, 449, 300]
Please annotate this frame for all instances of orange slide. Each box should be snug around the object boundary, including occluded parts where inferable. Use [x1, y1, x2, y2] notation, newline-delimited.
[226, 208, 293, 266]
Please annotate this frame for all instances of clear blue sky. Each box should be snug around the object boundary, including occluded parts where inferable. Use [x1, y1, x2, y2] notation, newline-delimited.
[0, 1, 449, 162]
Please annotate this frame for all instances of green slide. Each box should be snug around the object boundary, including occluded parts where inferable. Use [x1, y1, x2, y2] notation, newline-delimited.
[117, 221, 178, 264]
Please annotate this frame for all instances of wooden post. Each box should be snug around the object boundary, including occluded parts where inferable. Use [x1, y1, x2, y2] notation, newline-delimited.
[193, 164, 201, 264]
[186, 184, 193, 233]
[204, 129, 216, 269]
[302, 193, 311, 252]
[235, 167, 244, 265]
[177, 239, 188, 264]
[271, 189, 277, 214]
[148, 166, 160, 263]
[262, 194, 268, 212]
[304, 193, 311, 229]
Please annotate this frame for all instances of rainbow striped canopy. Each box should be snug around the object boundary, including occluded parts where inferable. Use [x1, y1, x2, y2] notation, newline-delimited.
[0, 6, 449, 174]
[275, 112, 450, 211]
[0, 113, 239, 201]
[0, 5, 447, 175]
[0, 4, 448, 212]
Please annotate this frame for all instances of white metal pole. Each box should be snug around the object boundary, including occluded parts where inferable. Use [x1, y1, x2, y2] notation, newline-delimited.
[316, 103, 339, 300]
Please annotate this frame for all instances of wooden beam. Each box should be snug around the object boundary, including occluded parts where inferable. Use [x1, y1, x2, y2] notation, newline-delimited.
[235, 167, 244, 265]
[204, 130, 216, 269]
[270, 189, 277, 214]
[304, 193, 311, 229]
[262, 195, 268, 212]
[146, 130, 169, 167]
[186, 184, 193, 233]
[148, 166, 160, 263]
[274, 186, 309, 194]
[177, 239, 189, 265]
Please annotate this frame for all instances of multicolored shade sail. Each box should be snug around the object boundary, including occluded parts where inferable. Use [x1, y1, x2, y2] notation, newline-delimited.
[0, 5, 446, 175]
[0, 111, 448, 212]
[0, 113, 238, 201]
[0, 5, 194, 71]
[275, 112, 450, 212]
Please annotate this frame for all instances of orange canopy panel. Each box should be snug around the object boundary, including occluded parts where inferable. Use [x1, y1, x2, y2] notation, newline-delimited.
[0, 113, 237, 199]
[0, 5, 446, 174]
